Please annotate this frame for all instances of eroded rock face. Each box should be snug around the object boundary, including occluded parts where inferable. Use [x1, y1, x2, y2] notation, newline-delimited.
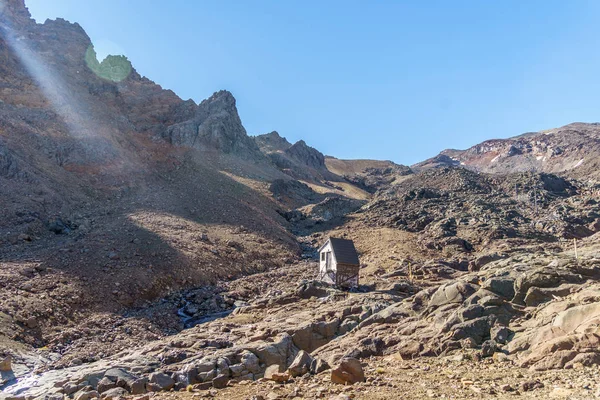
[312, 252, 600, 372]
[161, 90, 263, 158]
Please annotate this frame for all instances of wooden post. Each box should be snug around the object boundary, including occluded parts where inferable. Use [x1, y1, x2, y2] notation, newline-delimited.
[574, 238, 578, 260]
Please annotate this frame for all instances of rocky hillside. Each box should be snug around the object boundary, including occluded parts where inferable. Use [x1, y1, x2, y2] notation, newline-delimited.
[360, 167, 600, 250]
[414, 123, 600, 182]
[254, 131, 336, 182]
[0, 0, 380, 371]
[3, 0, 600, 399]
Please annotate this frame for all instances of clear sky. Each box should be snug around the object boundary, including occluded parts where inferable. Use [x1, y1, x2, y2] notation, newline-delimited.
[26, 0, 600, 165]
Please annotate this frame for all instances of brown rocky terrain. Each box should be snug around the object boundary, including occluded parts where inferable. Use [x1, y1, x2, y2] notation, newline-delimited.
[3, 0, 600, 399]
[414, 122, 600, 181]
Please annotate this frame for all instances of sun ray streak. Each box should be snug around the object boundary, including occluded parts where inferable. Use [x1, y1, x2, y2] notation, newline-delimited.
[1, 3, 98, 140]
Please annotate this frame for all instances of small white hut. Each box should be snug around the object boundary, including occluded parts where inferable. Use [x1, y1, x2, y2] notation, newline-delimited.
[317, 237, 360, 288]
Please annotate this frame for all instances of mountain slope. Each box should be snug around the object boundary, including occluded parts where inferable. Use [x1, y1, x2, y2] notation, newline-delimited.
[414, 123, 600, 182]
[4, 1, 600, 398]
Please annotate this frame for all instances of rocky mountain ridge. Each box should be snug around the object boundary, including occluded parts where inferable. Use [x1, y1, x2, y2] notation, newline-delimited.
[414, 123, 600, 181]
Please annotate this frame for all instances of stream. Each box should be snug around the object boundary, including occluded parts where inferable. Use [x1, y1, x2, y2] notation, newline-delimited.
[176, 299, 234, 329]
[1, 299, 235, 396]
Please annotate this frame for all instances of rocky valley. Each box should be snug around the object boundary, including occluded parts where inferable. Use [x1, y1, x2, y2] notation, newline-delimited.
[2, 1, 600, 399]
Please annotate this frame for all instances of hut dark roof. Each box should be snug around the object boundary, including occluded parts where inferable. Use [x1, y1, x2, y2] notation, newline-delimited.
[319, 237, 360, 265]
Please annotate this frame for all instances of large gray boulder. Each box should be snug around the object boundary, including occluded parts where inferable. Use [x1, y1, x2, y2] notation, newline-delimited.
[254, 333, 296, 367]
[148, 372, 175, 391]
[240, 350, 260, 374]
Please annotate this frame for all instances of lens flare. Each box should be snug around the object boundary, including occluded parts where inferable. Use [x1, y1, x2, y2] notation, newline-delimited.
[85, 44, 132, 82]
[1, 12, 92, 138]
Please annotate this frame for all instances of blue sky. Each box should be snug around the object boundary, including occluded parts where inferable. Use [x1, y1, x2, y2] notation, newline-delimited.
[26, 0, 600, 165]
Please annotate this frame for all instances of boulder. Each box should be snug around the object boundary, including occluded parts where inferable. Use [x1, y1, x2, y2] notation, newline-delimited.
[197, 369, 216, 382]
[175, 365, 198, 386]
[310, 358, 330, 374]
[481, 277, 515, 299]
[297, 281, 330, 299]
[148, 372, 175, 391]
[564, 352, 600, 368]
[193, 382, 213, 391]
[330, 357, 365, 385]
[553, 302, 600, 333]
[469, 253, 505, 271]
[240, 350, 260, 374]
[338, 319, 358, 335]
[216, 358, 230, 376]
[288, 350, 314, 377]
[459, 305, 484, 321]
[481, 340, 498, 357]
[429, 281, 478, 308]
[396, 340, 424, 359]
[130, 378, 148, 395]
[195, 360, 216, 373]
[512, 267, 582, 305]
[521, 333, 600, 370]
[145, 382, 162, 392]
[314, 319, 340, 338]
[524, 284, 577, 307]
[99, 387, 127, 399]
[229, 363, 245, 377]
[63, 382, 85, 395]
[96, 377, 117, 393]
[48, 218, 70, 234]
[255, 334, 295, 366]
[451, 316, 494, 344]
[291, 324, 316, 351]
[490, 326, 512, 344]
[103, 368, 138, 390]
[212, 374, 229, 389]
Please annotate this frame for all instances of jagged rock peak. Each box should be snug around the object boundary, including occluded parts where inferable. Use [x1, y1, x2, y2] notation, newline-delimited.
[285, 139, 325, 169]
[0, 0, 34, 27]
[199, 90, 237, 112]
[1, 0, 90, 49]
[289, 140, 318, 152]
[160, 89, 266, 157]
[263, 131, 283, 139]
[255, 131, 292, 152]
